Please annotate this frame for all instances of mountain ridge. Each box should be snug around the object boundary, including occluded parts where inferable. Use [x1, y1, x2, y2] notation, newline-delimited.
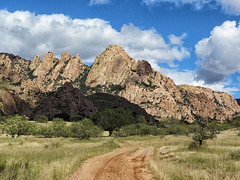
[0, 45, 239, 122]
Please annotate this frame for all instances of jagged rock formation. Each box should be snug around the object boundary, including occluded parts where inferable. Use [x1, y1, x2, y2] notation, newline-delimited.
[86, 45, 240, 122]
[0, 45, 239, 122]
[0, 52, 88, 106]
[34, 82, 97, 121]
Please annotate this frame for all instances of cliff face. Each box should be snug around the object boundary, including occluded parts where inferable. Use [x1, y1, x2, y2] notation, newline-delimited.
[0, 45, 239, 122]
[0, 89, 32, 117]
[0, 52, 87, 106]
[86, 45, 240, 122]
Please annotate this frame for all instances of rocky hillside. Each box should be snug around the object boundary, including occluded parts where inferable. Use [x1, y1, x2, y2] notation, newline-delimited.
[0, 45, 239, 122]
[86, 45, 240, 122]
[34, 82, 97, 121]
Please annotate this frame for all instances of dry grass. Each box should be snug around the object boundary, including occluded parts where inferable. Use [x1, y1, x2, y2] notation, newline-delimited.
[0, 136, 118, 180]
[117, 130, 240, 180]
[0, 130, 240, 180]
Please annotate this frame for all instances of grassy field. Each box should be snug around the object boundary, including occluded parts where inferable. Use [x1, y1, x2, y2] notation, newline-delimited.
[0, 136, 118, 180]
[117, 130, 240, 180]
[0, 130, 240, 180]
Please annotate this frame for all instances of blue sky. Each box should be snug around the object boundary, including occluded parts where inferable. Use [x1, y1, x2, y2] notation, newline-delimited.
[0, 0, 240, 98]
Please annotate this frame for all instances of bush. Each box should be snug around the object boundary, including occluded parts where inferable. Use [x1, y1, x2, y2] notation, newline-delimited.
[139, 123, 153, 135]
[34, 115, 48, 123]
[36, 124, 53, 138]
[51, 118, 68, 137]
[160, 118, 188, 135]
[71, 118, 101, 139]
[113, 123, 159, 137]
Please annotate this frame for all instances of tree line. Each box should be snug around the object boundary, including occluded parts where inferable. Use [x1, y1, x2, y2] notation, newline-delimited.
[0, 108, 240, 147]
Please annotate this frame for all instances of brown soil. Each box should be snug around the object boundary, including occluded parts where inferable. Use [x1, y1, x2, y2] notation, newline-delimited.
[69, 147, 154, 180]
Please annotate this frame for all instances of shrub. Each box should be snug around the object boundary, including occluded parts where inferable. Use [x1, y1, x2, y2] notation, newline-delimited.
[161, 118, 188, 135]
[71, 118, 101, 139]
[34, 115, 48, 123]
[36, 124, 53, 138]
[51, 118, 68, 138]
[113, 123, 159, 137]
[139, 123, 153, 135]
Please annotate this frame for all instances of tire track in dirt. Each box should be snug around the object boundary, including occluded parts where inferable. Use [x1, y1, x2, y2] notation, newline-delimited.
[69, 147, 154, 180]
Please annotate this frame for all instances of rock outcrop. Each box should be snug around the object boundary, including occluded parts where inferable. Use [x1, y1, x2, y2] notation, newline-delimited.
[0, 89, 32, 117]
[86, 45, 240, 122]
[0, 45, 239, 122]
[34, 82, 97, 121]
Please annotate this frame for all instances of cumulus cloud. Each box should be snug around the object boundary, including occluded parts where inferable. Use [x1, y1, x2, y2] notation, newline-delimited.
[142, 0, 240, 15]
[89, 0, 110, 6]
[195, 21, 240, 84]
[0, 10, 189, 67]
[159, 67, 239, 94]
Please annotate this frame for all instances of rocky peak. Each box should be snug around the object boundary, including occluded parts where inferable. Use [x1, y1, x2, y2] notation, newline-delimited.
[60, 52, 71, 63]
[0, 45, 239, 122]
[33, 52, 59, 77]
[62, 53, 84, 81]
[136, 60, 154, 76]
[86, 45, 136, 87]
[30, 55, 40, 70]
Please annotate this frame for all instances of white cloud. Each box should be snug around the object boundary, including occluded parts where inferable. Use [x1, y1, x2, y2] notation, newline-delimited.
[168, 33, 187, 45]
[159, 67, 239, 95]
[89, 0, 110, 6]
[217, 0, 240, 15]
[0, 10, 189, 67]
[142, 0, 240, 15]
[142, 0, 213, 10]
[195, 21, 240, 84]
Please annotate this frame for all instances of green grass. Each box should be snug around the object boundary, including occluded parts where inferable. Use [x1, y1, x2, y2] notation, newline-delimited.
[0, 136, 118, 180]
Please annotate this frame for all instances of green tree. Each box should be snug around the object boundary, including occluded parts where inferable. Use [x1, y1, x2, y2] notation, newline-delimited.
[232, 116, 240, 135]
[90, 108, 137, 135]
[3, 114, 33, 138]
[185, 119, 219, 146]
[71, 118, 101, 139]
[36, 124, 53, 138]
[51, 118, 68, 137]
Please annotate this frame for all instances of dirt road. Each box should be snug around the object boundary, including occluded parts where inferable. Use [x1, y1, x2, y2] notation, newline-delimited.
[69, 147, 154, 180]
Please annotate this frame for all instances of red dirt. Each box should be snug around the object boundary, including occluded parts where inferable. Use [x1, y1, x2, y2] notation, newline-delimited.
[69, 147, 154, 180]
